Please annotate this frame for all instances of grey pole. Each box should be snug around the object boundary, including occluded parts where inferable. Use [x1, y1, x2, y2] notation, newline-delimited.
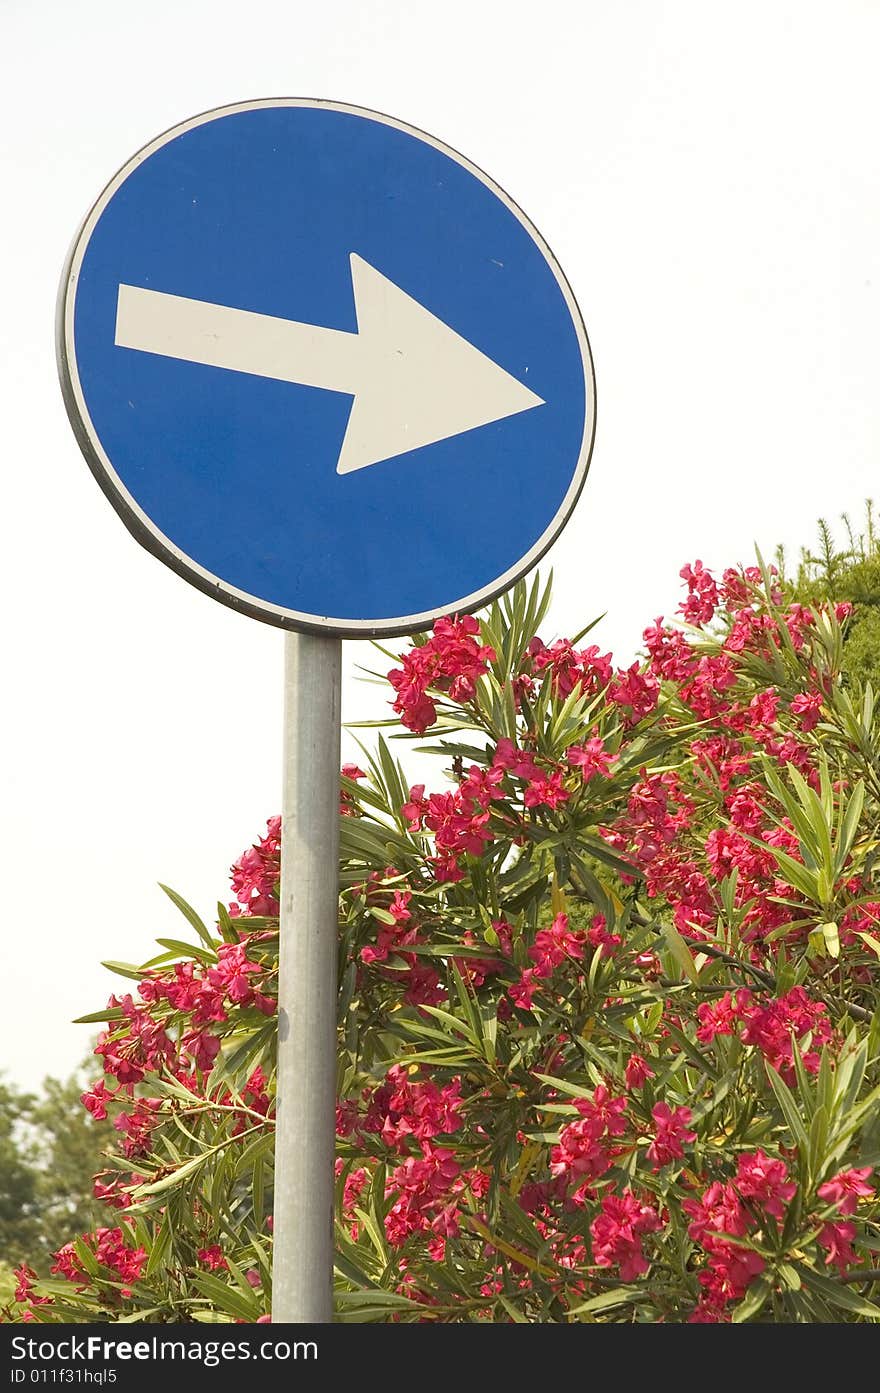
[272, 631, 342, 1323]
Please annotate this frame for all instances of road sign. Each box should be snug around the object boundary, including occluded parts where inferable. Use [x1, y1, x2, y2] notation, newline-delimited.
[57, 99, 595, 636]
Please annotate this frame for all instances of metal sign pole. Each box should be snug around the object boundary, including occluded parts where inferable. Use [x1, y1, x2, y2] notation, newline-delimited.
[272, 631, 341, 1323]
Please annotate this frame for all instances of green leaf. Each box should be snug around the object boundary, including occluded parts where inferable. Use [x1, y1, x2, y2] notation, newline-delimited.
[100, 959, 150, 982]
[155, 937, 216, 966]
[661, 921, 699, 982]
[450, 961, 480, 1042]
[731, 1276, 772, 1323]
[757, 846, 820, 903]
[145, 1216, 174, 1278]
[335, 1290, 420, 1311]
[334, 1252, 384, 1292]
[569, 1287, 642, 1316]
[159, 884, 218, 951]
[662, 1020, 717, 1077]
[369, 906, 398, 926]
[252, 1158, 265, 1231]
[72, 1006, 128, 1024]
[133, 1150, 213, 1195]
[778, 1262, 802, 1291]
[835, 781, 865, 878]
[495, 1292, 530, 1322]
[765, 1064, 811, 1160]
[192, 1272, 260, 1321]
[798, 1267, 880, 1319]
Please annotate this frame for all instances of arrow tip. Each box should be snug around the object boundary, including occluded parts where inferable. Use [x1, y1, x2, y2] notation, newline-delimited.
[336, 256, 544, 475]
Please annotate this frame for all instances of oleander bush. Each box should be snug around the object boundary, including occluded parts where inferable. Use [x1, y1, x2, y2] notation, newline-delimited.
[6, 554, 880, 1323]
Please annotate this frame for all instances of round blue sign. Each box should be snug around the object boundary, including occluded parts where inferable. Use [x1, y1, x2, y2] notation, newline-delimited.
[58, 100, 595, 636]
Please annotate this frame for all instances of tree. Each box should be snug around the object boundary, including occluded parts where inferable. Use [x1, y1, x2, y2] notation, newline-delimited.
[0, 1079, 39, 1265]
[785, 501, 880, 688]
[29, 1071, 115, 1263]
[6, 557, 880, 1323]
[0, 1066, 112, 1275]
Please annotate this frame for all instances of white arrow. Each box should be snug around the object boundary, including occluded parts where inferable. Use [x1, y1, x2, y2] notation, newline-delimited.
[115, 254, 544, 475]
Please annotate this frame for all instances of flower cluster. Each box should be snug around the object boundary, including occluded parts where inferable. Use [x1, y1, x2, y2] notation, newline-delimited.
[6, 550, 879, 1327]
[549, 1085, 626, 1184]
[510, 912, 586, 1010]
[229, 816, 281, 916]
[52, 1227, 147, 1300]
[590, 1190, 663, 1280]
[10, 1266, 50, 1323]
[388, 615, 496, 733]
[360, 1065, 463, 1151]
[697, 987, 834, 1083]
[519, 637, 613, 701]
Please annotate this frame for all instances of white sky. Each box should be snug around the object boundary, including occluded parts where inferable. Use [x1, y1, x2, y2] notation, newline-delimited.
[1, 0, 878, 1091]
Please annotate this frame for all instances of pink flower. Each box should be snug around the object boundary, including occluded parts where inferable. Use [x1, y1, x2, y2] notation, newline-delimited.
[529, 914, 585, 976]
[590, 1190, 662, 1279]
[113, 1097, 162, 1159]
[586, 913, 622, 958]
[492, 737, 541, 782]
[51, 1243, 83, 1282]
[550, 1085, 628, 1196]
[679, 560, 719, 627]
[402, 784, 428, 829]
[424, 791, 493, 856]
[609, 662, 660, 721]
[527, 638, 612, 699]
[575, 1084, 628, 1137]
[696, 991, 742, 1043]
[739, 988, 833, 1082]
[387, 615, 495, 734]
[644, 619, 698, 683]
[567, 738, 612, 780]
[340, 764, 366, 816]
[183, 1029, 222, 1072]
[817, 1168, 874, 1216]
[549, 1122, 611, 1188]
[384, 1144, 462, 1246]
[508, 967, 539, 1011]
[402, 962, 446, 1007]
[13, 1264, 43, 1305]
[789, 690, 823, 732]
[817, 1220, 857, 1273]
[93, 1227, 148, 1287]
[624, 1055, 654, 1090]
[431, 853, 464, 884]
[684, 1181, 765, 1310]
[207, 942, 263, 1007]
[696, 989, 833, 1083]
[229, 816, 281, 916]
[646, 1101, 696, 1169]
[92, 1173, 133, 1209]
[735, 1150, 796, 1219]
[363, 1066, 463, 1151]
[197, 1245, 228, 1271]
[81, 1079, 116, 1121]
[460, 762, 505, 808]
[523, 770, 570, 810]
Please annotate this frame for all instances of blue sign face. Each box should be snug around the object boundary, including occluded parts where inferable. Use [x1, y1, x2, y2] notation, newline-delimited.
[58, 100, 595, 635]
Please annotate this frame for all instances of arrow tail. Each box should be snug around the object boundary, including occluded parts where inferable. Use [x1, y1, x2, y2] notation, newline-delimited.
[115, 284, 362, 394]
